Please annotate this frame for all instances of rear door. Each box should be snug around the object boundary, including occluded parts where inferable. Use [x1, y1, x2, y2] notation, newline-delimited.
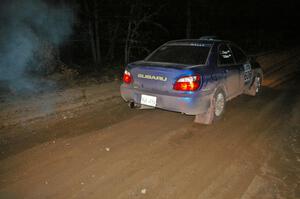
[217, 43, 240, 97]
[229, 44, 252, 89]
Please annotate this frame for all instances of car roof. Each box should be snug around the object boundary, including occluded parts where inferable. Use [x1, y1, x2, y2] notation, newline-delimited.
[165, 38, 230, 46]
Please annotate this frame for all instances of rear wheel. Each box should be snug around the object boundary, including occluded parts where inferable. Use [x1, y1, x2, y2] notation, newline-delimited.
[214, 90, 226, 119]
[194, 89, 226, 124]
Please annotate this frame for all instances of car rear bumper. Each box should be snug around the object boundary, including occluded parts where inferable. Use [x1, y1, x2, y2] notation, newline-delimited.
[120, 84, 211, 115]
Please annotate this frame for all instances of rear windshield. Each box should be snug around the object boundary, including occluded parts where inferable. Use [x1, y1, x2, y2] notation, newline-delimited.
[145, 45, 210, 65]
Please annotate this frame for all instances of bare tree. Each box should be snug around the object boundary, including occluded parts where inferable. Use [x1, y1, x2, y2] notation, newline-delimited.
[83, 0, 102, 70]
[124, 3, 166, 64]
[106, 21, 120, 62]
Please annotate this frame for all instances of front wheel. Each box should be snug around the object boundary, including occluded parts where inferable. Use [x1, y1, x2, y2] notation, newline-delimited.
[253, 75, 262, 95]
[244, 73, 263, 96]
[194, 89, 226, 124]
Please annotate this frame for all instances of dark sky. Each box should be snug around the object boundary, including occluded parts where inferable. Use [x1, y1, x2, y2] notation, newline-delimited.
[1, 0, 298, 69]
[158, 0, 299, 38]
[1, 0, 298, 42]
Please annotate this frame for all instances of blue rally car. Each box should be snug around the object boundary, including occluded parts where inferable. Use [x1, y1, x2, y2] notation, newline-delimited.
[120, 36, 263, 124]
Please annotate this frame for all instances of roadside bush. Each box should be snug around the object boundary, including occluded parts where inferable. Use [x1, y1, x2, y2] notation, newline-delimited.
[59, 64, 79, 85]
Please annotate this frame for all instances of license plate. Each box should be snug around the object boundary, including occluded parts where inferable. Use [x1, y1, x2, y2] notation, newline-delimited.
[141, 94, 157, 107]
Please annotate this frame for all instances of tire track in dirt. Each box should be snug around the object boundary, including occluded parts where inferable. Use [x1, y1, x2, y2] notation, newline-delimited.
[1, 51, 300, 199]
[1, 85, 295, 199]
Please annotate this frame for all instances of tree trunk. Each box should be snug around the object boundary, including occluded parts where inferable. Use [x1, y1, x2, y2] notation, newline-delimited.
[94, 0, 101, 68]
[125, 5, 135, 64]
[88, 20, 98, 70]
[124, 21, 132, 64]
[83, 0, 101, 70]
[107, 22, 120, 62]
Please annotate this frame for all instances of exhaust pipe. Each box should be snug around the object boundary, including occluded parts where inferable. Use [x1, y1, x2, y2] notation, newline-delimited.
[128, 101, 135, 108]
[128, 101, 154, 110]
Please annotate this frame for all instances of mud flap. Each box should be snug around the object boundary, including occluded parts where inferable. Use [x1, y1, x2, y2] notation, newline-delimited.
[139, 105, 155, 109]
[244, 71, 263, 96]
[243, 83, 257, 96]
[194, 98, 215, 125]
[244, 75, 260, 96]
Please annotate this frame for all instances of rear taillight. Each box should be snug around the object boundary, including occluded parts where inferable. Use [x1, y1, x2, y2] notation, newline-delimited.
[173, 75, 201, 91]
[123, 70, 132, 84]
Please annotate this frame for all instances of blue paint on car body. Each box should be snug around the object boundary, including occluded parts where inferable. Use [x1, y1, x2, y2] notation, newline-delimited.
[120, 37, 263, 118]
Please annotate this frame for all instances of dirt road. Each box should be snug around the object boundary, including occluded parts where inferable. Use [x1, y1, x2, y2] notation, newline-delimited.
[0, 50, 299, 199]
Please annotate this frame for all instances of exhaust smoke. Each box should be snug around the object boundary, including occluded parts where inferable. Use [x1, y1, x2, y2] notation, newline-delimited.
[0, 0, 74, 95]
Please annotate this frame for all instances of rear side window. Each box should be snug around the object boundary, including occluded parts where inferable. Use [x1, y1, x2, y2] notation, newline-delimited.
[145, 45, 210, 65]
[230, 45, 247, 63]
[218, 44, 234, 65]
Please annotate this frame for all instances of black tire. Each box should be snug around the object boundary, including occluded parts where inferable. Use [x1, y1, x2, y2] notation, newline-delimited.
[253, 74, 262, 95]
[243, 73, 263, 96]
